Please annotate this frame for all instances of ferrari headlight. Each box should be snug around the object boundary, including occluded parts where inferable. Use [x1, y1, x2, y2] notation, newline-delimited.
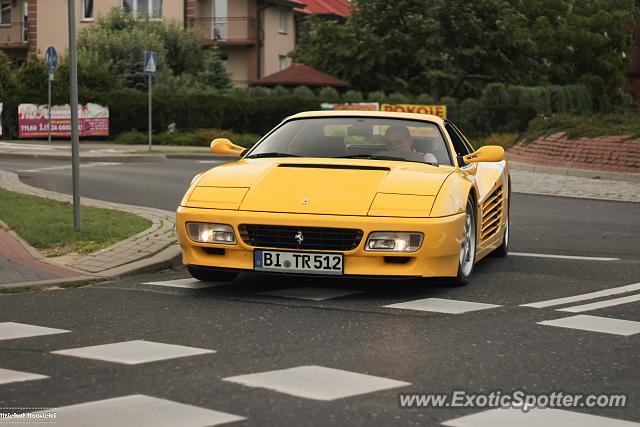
[186, 222, 236, 244]
[365, 232, 423, 252]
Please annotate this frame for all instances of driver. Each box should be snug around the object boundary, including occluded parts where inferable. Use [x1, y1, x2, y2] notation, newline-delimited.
[379, 126, 438, 164]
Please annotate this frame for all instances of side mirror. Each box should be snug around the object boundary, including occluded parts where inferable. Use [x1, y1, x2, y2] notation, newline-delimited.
[210, 138, 247, 156]
[461, 145, 505, 165]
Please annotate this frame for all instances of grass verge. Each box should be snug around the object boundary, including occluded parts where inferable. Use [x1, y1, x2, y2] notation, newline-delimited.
[520, 113, 640, 143]
[0, 187, 151, 256]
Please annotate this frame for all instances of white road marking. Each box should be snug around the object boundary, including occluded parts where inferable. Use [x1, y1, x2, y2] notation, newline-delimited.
[558, 293, 640, 313]
[51, 340, 215, 365]
[0, 142, 64, 151]
[260, 286, 363, 301]
[442, 407, 639, 427]
[197, 160, 223, 164]
[510, 252, 619, 261]
[384, 298, 500, 314]
[521, 283, 640, 309]
[0, 322, 70, 341]
[26, 394, 245, 427]
[0, 368, 48, 385]
[18, 162, 122, 173]
[224, 365, 410, 401]
[142, 278, 229, 289]
[538, 315, 640, 336]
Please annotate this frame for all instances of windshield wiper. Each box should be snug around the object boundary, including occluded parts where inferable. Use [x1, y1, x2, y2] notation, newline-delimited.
[245, 152, 300, 159]
[338, 154, 407, 161]
[338, 154, 439, 166]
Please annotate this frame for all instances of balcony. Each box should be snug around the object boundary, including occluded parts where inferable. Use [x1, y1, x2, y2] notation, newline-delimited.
[0, 22, 28, 48]
[188, 17, 257, 46]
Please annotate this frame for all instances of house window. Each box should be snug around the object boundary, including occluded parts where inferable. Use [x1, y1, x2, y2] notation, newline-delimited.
[278, 8, 288, 34]
[122, 0, 162, 18]
[82, 0, 94, 20]
[0, 3, 11, 25]
[278, 55, 289, 71]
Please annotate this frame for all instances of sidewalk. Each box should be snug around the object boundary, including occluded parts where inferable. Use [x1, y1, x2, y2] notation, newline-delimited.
[0, 170, 181, 290]
[0, 227, 84, 286]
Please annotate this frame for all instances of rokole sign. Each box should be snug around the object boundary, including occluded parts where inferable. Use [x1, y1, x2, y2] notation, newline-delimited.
[381, 104, 447, 119]
[18, 103, 109, 139]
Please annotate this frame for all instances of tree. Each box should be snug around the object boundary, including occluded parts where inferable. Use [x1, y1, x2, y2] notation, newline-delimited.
[77, 7, 231, 91]
[15, 55, 48, 102]
[293, 0, 637, 106]
[0, 52, 16, 100]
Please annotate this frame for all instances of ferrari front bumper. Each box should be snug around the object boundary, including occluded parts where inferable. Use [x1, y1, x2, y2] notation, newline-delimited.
[176, 207, 465, 278]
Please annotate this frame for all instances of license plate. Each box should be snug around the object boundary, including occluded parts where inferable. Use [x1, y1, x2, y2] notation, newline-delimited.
[254, 250, 343, 275]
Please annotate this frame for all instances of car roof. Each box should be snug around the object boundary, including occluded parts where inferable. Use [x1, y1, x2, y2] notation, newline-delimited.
[285, 110, 445, 125]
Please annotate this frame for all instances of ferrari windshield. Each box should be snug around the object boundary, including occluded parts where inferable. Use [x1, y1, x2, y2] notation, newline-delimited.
[246, 117, 453, 166]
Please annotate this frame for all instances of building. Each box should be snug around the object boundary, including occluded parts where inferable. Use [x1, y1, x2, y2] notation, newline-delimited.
[294, 0, 350, 20]
[251, 62, 349, 88]
[0, 0, 300, 87]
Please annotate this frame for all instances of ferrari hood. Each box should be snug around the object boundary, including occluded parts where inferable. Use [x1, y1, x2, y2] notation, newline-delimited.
[189, 159, 453, 216]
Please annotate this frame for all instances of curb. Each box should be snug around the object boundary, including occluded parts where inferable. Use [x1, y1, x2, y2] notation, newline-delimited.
[0, 152, 167, 163]
[0, 276, 95, 291]
[0, 170, 181, 290]
[509, 161, 640, 183]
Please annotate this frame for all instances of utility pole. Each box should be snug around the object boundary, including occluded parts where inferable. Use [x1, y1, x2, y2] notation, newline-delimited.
[68, 0, 80, 230]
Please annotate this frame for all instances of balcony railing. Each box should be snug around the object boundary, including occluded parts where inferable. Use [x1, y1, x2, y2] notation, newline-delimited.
[0, 22, 28, 47]
[188, 17, 257, 45]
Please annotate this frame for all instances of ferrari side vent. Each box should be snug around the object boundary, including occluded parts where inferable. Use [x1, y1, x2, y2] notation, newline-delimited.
[480, 185, 503, 241]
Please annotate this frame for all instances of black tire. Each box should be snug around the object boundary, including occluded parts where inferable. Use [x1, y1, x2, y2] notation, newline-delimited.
[491, 207, 509, 258]
[491, 186, 510, 258]
[451, 198, 477, 287]
[187, 265, 238, 282]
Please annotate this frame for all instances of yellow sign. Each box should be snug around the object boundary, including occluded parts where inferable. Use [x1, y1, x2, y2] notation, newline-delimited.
[381, 104, 447, 119]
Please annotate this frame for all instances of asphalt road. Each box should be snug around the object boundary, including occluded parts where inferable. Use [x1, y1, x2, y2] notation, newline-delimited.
[0, 156, 639, 426]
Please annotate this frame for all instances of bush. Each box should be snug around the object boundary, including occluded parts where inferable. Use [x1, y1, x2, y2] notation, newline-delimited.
[385, 92, 409, 104]
[292, 86, 316, 99]
[366, 91, 385, 102]
[342, 90, 363, 102]
[470, 133, 519, 150]
[318, 87, 340, 102]
[271, 85, 290, 97]
[415, 93, 435, 104]
[113, 131, 148, 145]
[249, 86, 271, 97]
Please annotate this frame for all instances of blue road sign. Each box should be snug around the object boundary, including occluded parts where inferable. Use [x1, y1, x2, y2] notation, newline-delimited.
[144, 51, 158, 76]
[44, 46, 58, 74]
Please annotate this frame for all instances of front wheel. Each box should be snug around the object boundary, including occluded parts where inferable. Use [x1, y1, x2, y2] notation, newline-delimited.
[187, 265, 238, 282]
[451, 199, 477, 286]
[491, 206, 509, 258]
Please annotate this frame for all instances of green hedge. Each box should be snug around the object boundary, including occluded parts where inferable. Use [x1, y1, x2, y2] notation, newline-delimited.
[0, 83, 600, 140]
[0, 90, 321, 139]
[448, 83, 593, 137]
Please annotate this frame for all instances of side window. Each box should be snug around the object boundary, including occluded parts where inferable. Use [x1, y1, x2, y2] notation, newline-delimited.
[450, 122, 475, 154]
[444, 122, 470, 157]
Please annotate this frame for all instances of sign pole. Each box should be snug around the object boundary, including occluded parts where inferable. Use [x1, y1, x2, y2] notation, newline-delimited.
[47, 74, 52, 143]
[44, 46, 57, 144]
[148, 73, 152, 152]
[68, 0, 80, 231]
[144, 51, 157, 153]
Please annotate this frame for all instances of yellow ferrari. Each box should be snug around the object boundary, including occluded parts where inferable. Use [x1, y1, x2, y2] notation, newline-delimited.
[176, 111, 510, 286]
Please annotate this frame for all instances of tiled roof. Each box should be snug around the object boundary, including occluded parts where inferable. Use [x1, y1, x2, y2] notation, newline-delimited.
[251, 64, 350, 87]
[295, 0, 352, 18]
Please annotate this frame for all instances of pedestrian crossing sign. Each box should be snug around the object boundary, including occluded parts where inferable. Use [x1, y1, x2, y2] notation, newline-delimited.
[144, 51, 158, 76]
